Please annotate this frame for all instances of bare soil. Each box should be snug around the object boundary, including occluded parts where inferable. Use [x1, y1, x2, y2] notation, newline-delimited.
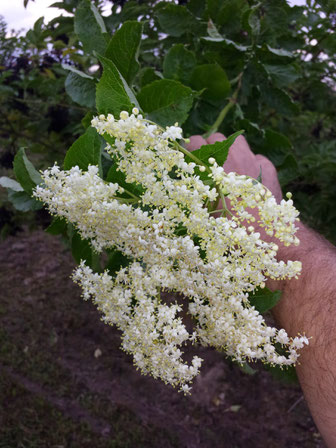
[0, 230, 327, 448]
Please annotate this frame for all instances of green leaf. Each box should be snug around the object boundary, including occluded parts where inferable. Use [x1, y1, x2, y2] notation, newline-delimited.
[265, 45, 294, 59]
[266, 364, 298, 384]
[46, 217, 67, 236]
[190, 64, 230, 102]
[74, 0, 107, 55]
[82, 111, 95, 129]
[65, 72, 96, 108]
[13, 149, 42, 195]
[64, 127, 102, 172]
[262, 64, 300, 88]
[105, 248, 131, 276]
[247, 8, 260, 36]
[137, 79, 194, 127]
[187, 0, 206, 17]
[62, 64, 94, 79]
[138, 67, 162, 88]
[202, 36, 249, 52]
[106, 164, 143, 197]
[156, 4, 195, 37]
[249, 287, 282, 313]
[71, 231, 93, 265]
[262, 129, 293, 165]
[96, 56, 135, 116]
[192, 131, 244, 166]
[7, 189, 42, 212]
[0, 177, 24, 192]
[163, 44, 196, 84]
[278, 154, 298, 186]
[262, 86, 298, 116]
[105, 21, 143, 84]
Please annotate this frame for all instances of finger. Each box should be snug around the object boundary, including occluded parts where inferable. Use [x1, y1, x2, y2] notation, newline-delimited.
[206, 132, 226, 144]
[255, 154, 278, 178]
[224, 135, 259, 178]
[186, 135, 207, 151]
[255, 154, 282, 202]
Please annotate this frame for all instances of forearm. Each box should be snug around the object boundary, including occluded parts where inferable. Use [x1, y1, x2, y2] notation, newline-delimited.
[269, 222, 336, 447]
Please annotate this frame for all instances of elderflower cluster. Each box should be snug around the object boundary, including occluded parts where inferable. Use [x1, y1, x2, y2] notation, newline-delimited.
[33, 109, 308, 393]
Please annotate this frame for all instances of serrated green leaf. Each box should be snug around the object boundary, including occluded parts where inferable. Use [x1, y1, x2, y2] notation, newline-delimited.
[74, 0, 107, 55]
[65, 72, 96, 108]
[0, 177, 24, 192]
[190, 64, 230, 102]
[163, 44, 196, 84]
[263, 63, 300, 88]
[7, 189, 43, 212]
[262, 86, 298, 116]
[96, 56, 135, 116]
[156, 4, 195, 37]
[249, 287, 282, 313]
[13, 149, 42, 195]
[138, 67, 162, 88]
[192, 131, 244, 166]
[63, 127, 102, 172]
[105, 21, 143, 84]
[137, 79, 194, 127]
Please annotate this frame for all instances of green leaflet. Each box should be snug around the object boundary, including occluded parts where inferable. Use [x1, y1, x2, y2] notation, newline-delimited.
[63, 127, 102, 173]
[96, 56, 137, 116]
[65, 72, 96, 108]
[192, 131, 244, 166]
[74, 0, 107, 55]
[137, 79, 194, 127]
[248, 287, 282, 314]
[13, 148, 42, 195]
[105, 21, 143, 84]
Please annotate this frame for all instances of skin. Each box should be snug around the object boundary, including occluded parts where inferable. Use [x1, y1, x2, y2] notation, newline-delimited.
[187, 133, 336, 447]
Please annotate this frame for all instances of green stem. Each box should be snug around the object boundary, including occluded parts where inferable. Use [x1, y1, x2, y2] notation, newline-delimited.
[114, 196, 138, 204]
[121, 188, 139, 200]
[204, 72, 243, 138]
[209, 208, 226, 214]
[219, 189, 233, 217]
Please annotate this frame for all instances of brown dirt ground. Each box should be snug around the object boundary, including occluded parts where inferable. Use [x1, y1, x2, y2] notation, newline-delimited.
[0, 229, 328, 448]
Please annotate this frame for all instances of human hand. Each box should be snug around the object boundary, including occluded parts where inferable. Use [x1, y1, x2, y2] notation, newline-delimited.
[186, 132, 283, 203]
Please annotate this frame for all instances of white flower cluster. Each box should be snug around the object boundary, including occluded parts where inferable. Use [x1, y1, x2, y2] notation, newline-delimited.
[34, 109, 308, 393]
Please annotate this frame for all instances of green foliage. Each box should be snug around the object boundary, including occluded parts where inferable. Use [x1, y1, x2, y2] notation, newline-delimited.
[248, 288, 282, 314]
[138, 79, 194, 126]
[192, 131, 244, 166]
[190, 64, 231, 103]
[163, 44, 196, 84]
[13, 149, 42, 194]
[64, 68, 96, 108]
[96, 56, 135, 116]
[63, 126, 102, 172]
[74, 0, 107, 55]
[105, 21, 143, 84]
[156, 4, 196, 37]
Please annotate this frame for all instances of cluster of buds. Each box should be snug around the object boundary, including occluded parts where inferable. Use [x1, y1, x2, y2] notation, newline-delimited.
[34, 109, 308, 393]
